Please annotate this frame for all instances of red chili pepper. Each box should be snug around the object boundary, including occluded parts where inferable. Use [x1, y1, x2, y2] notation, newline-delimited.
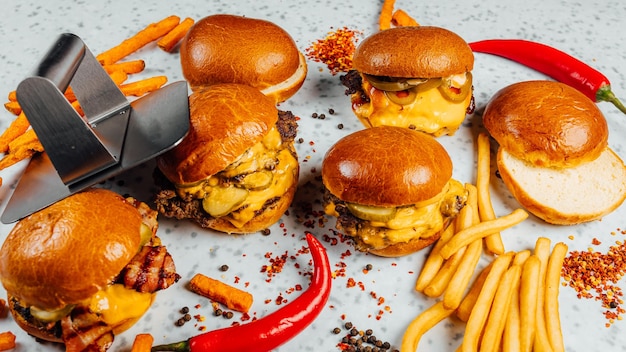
[469, 39, 626, 114]
[151, 233, 332, 352]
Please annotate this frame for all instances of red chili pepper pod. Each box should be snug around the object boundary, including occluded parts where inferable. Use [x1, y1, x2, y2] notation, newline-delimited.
[469, 39, 626, 115]
[151, 233, 332, 352]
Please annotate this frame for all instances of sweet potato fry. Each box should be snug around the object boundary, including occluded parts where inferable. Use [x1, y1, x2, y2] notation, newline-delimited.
[0, 112, 30, 153]
[158, 17, 195, 52]
[119, 76, 167, 97]
[102, 59, 146, 74]
[3, 101, 21, 115]
[130, 333, 154, 352]
[96, 15, 181, 65]
[379, 0, 395, 30]
[0, 331, 15, 351]
[6, 91, 16, 102]
[391, 9, 419, 27]
[189, 273, 253, 313]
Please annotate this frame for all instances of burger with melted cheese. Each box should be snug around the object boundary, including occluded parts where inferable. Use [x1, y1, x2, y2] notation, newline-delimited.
[341, 26, 474, 137]
[322, 126, 468, 257]
[0, 188, 179, 350]
[154, 83, 299, 234]
[180, 14, 307, 104]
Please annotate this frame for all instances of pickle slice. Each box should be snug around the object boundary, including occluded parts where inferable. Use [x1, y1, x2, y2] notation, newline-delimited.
[438, 72, 473, 103]
[364, 74, 424, 91]
[30, 304, 75, 322]
[139, 223, 153, 247]
[385, 89, 418, 105]
[240, 170, 274, 190]
[346, 203, 397, 222]
[203, 187, 249, 217]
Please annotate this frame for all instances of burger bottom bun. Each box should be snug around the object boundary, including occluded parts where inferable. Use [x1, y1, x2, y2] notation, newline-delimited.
[260, 52, 307, 103]
[207, 170, 299, 234]
[497, 147, 626, 225]
[368, 231, 441, 257]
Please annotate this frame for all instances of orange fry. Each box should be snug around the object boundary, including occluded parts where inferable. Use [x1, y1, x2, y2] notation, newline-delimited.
[158, 17, 195, 52]
[130, 333, 154, 352]
[0, 331, 16, 351]
[102, 59, 146, 74]
[7, 91, 16, 102]
[0, 112, 30, 153]
[3, 101, 21, 115]
[109, 69, 129, 86]
[379, 0, 395, 30]
[0, 134, 43, 170]
[119, 76, 167, 97]
[189, 273, 253, 313]
[96, 15, 181, 65]
[391, 9, 419, 27]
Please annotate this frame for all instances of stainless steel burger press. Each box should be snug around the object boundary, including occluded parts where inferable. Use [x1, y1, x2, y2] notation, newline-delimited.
[1, 33, 190, 223]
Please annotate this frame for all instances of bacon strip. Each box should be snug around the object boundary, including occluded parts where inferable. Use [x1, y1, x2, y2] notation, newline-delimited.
[120, 245, 180, 292]
[61, 307, 114, 352]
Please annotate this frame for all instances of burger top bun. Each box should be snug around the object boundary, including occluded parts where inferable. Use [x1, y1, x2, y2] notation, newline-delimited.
[483, 80, 608, 168]
[352, 26, 474, 78]
[157, 83, 278, 185]
[322, 126, 453, 207]
[0, 188, 142, 310]
[180, 14, 307, 103]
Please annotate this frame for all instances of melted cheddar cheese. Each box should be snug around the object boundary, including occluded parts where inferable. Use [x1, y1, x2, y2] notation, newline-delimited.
[176, 126, 298, 229]
[88, 283, 154, 328]
[352, 78, 472, 137]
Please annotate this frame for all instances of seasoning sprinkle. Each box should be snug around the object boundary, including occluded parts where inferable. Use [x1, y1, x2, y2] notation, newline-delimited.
[306, 27, 361, 75]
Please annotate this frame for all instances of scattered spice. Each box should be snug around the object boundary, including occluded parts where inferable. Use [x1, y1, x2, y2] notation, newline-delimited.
[219, 264, 229, 272]
[334, 321, 397, 352]
[306, 27, 362, 75]
[561, 232, 626, 327]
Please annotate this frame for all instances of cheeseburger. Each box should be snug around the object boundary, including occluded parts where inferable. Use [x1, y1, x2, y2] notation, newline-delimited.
[322, 126, 468, 257]
[155, 83, 299, 234]
[341, 26, 475, 136]
[483, 80, 626, 225]
[0, 188, 179, 350]
[180, 14, 307, 103]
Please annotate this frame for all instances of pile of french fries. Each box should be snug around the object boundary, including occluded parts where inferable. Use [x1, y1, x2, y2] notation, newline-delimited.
[0, 15, 195, 176]
[401, 133, 568, 352]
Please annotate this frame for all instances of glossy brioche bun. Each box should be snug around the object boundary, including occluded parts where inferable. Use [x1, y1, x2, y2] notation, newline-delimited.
[483, 80, 608, 168]
[0, 188, 142, 311]
[180, 14, 307, 103]
[352, 26, 474, 78]
[368, 232, 442, 257]
[322, 126, 453, 207]
[157, 83, 279, 185]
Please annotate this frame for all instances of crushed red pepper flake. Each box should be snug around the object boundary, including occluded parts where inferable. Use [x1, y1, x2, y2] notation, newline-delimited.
[305, 27, 362, 75]
[561, 230, 626, 326]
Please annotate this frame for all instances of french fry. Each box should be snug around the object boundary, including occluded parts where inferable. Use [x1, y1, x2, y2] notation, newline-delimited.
[533, 238, 554, 352]
[520, 255, 541, 352]
[460, 252, 513, 352]
[545, 242, 567, 352]
[102, 59, 146, 74]
[502, 262, 524, 352]
[456, 261, 493, 322]
[476, 132, 505, 255]
[415, 222, 456, 292]
[440, 208, 528, 260]
[109, 69, 129, 86]
[423, 244, 467, 298]
[400, 301, 455, 352]
[391, 9, 419, 27]
[443, 237, 482, 309]
[0, 331, 15, 351]
[379, 0, 395, 30]
[158, 17, 195, 52]
[480, 264, 522, 352]
[119, 76, 167, 97]
[0, 112, 30, 153]
[7, 91, 16, 102]
[189, 273, 253, 313]
[512, 249, 531, 266]
[3, 101, 21, 115]
[130, 333, 154, 352]
[96, 15, 181, 65]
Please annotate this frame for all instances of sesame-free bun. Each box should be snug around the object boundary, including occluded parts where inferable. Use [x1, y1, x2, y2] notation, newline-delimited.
[483, 80, 626, 225]
[322, 126, 453, 206]
[157, 83, 279, 185]
[368, 232, 442, 257]
[483, 80, 608, 168]
[0, 188, 142, 311]
[352, 26, 474, 78]
[180, 14, 307, 103]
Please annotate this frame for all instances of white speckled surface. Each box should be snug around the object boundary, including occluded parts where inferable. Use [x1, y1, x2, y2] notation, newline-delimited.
[0, 0, 626, 351]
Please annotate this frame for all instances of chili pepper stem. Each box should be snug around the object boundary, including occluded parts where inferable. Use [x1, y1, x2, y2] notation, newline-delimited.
[150, 340, 190, 352]
[597, 85, 626, 115]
